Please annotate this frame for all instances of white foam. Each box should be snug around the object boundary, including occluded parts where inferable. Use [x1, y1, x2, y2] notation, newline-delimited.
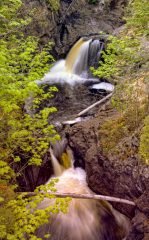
[90, 82, 114, 92]
[36, 39, 92, 87]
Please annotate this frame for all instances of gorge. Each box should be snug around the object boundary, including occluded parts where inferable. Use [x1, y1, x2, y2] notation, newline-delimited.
[0, 0, 148, 240]
[23, 28, 148, 240]
[21, 1, 149, 239]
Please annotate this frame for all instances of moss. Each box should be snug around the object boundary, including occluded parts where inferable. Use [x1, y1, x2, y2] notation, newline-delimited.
[99, 115, 129, 154]
[139, 115, 149, 164]
[47, 0, 60, 11]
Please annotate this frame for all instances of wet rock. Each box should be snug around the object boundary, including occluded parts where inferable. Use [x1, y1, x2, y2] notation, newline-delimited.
[15, 151, 53, 191]
[136, 191, 149, 215]
[126, 211, 149, 240]
[22, 0, 59, 46]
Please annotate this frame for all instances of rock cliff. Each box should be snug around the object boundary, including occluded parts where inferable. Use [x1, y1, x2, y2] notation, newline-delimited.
[65, 104, 149, 240]
[23, 0, 128, 56]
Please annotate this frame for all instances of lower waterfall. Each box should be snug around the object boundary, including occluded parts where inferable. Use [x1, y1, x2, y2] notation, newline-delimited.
[36, 146, 130, 240]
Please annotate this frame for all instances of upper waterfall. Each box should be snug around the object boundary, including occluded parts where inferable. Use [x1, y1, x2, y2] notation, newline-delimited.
[65, 38, 91, 76]
[36, 38, 103, 86]
[88, 39, 104, 69]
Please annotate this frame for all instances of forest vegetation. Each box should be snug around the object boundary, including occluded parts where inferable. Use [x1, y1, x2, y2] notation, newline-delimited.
[0, 0, 148, 239]
[0, 1, 67, 239]
[92, 0, 149, 163]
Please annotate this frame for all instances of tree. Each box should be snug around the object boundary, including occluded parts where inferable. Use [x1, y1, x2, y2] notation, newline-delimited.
[0, 1, 66, 239]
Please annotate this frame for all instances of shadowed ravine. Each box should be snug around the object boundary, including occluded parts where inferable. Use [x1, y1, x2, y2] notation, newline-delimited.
[27, 38, 130, 239]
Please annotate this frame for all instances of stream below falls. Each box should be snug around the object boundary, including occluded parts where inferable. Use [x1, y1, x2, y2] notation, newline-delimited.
[36, 145, 130, 240]
[26, 37, 130, 239]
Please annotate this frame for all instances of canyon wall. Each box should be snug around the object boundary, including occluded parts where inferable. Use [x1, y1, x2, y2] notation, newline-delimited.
[23, 0, 127, 56]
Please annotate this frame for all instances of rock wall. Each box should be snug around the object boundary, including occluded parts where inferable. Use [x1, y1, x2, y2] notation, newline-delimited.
[22, 0, 128, 56]
[65, 104, 149, 240]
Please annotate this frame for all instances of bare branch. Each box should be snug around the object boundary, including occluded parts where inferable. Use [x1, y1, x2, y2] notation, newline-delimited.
[21, 191, 136, 206]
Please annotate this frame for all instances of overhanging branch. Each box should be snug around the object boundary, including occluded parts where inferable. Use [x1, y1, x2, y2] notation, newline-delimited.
[21, 191, 136, 206]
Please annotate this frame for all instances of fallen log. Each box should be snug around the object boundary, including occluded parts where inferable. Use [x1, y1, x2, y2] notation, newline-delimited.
[21, 191, 136, 206]
[62, 116, 92, 125]
[77, 92, 113, 117]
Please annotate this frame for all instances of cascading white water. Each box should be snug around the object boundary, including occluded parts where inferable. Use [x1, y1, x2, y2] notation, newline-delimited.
[36, 38, 98, 87]
[69, 39, 91, 77]
[37, 146, 130, 240]
[26, 37, 114, 122]
[88, 39, 102, 68]
[36, 37, 114, 93]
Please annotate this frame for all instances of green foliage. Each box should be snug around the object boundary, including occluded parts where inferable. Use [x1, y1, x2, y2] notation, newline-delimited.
[0, 33, 59, 183]
[139, 116, 149, 164]
[6, 107, 60, 168]
[0, 0, 31, 36]
[111, 78, 148, 129]
[91, 35, 140, 80]
[0, 180, 71, 239]
[126, 0, 149, 35]
[0, 1, 65, 238]
[92, 0, 149, 161]
[47, 0, 60, 11]
[92, 0, 149, 80]
[0, 0, 60, 185]
[99, 116, 128, 153]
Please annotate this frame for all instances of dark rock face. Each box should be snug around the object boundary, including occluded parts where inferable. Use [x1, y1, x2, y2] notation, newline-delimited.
[15, 151, 53, 191]
[126, 210, 149, 240]
[65, 105, 149, 240]
[22, 0, 128, 56]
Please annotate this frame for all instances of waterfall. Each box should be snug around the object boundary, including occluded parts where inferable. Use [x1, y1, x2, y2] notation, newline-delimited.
[65, 38, 85, 73]
[66, 38, 91, 77]
[49, 147, 64, 176]
[36, 38, 101, 87]
[27, 37, 114, 122]
[36, 144, 130, 240]
[36, 37, 115, 95]
[88, 39, 104, 69]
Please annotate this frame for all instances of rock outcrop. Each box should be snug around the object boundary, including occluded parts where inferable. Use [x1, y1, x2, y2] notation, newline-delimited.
[65, 104, 149, 240]
[22, 0, 128, 56]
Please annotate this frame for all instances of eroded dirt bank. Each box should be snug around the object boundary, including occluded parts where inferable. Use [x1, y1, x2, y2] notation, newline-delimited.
[65, 104, 149, 240]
